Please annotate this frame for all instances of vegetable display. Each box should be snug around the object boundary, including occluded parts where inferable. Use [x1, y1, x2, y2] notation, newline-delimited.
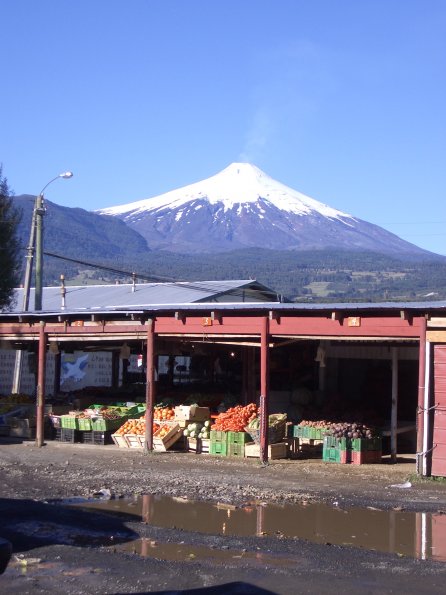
[115, 417, 160, 436]
[211, 403, 258, 432]
[154, 406, 175, 421]
[183, 420, 211, 439]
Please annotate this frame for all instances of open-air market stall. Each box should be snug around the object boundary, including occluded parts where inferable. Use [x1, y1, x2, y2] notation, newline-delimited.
[2, 281, 446, 475]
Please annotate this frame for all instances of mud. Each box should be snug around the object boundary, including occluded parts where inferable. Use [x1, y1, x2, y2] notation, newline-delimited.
[1, 439, 446, 593]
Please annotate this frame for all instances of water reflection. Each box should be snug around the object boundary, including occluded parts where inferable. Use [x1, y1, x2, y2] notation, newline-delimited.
[75, 495, 446, 562]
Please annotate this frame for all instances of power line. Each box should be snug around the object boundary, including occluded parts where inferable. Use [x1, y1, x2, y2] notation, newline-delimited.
[43, 251, 177, 283]
[42, 250, 254, 298]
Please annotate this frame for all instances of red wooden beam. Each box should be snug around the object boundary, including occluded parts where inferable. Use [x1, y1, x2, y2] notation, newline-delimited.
[260, 316, 269, 465]
[36, 322, 47, 447]
[144, 319, 155, 452]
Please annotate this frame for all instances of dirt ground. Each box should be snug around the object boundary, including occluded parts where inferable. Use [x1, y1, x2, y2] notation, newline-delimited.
[1, 438, 446, 594]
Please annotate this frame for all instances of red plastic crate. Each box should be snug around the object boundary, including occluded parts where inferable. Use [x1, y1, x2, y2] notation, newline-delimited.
[349, 450, 382, 465]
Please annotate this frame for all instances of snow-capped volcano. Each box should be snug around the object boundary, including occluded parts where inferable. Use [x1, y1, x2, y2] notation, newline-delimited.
[97, 163, 429, 255]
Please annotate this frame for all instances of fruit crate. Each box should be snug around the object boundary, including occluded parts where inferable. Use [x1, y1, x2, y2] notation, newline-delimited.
[227, 431, 250, 445]
[227, 442, 245, 457]
[111, 433, 130, 448]
[81, 430, 114, 445]
[125, 434, 145, 449]
[210, 430, 228, 443]
[91, 416, 125, 432]
[58, 428, 82, 443]
[153, 424, 183, 451]
[350, 437, 382, 452]
[293, 425, 305, 438]
[324, 435, 382, 452]
[349, 450, 382, 465]
[60, 415, 79, 430]
[245, 442, 288, 459]
[322, 445, 349, 464]
[77, 418, 93, 431]
[210, 440, 228, 456]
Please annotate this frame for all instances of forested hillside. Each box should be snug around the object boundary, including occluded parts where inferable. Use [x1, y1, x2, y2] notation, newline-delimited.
[13, 195, 446, 303]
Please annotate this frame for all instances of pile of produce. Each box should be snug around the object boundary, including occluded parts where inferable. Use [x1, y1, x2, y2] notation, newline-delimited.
[155, 423, 174, 439]
[324, 421, 379, 439]
[211, 403, 258, 432]
[183, 420, 211, 440]
[115, 417, 160, 436]
[246, 413, 287, 429]
[153, 406, 175, 421]
[88, 407, 123, 420]
[298, 419, 330, 430]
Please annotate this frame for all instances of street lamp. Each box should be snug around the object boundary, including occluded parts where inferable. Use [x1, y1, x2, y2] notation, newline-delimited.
[11, 171, 73, 394]
[34, 172, 73, 311]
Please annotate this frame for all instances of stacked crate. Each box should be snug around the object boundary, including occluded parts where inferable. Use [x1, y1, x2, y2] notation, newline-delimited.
[227, 431, 249, 457]
[210, 430, 250, 457]
[323, 435, 382, 464]
[210, 430, 228, 456]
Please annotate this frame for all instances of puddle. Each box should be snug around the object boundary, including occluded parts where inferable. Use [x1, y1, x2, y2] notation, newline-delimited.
[71, 495, 446, 563]
[118, 538, 302, 568]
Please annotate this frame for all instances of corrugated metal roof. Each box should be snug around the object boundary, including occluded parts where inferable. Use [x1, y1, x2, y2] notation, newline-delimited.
[9, 280, 278, 314]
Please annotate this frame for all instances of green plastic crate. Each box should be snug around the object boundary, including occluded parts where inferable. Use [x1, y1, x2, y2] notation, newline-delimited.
[210, 440, 228, 456]
[78, 417, 92, 431]
[227, 431, 249, 445]
[227, 442, 245, 457]
[91, 416, 125, 431]
[60, 415, 79, 430]
[210, 430, 228, 443]
[293, 425, 305, 438]
[322, 445, 348, 463]
[350, 437, 382, 452]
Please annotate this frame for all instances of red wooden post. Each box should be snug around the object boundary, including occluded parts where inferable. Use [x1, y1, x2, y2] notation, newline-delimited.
[144, 319, 155, 452]
[36, 321, 47, 447]
[416, 316, 427, 474]
[260, 316, 269, 465]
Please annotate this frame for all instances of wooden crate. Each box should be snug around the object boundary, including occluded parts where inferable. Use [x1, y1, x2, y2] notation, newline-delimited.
[244, 442, 287, 459]
[186, 437, 210, 454]
[111, 434, 129, 448]
[125, 434, 144, 449]
[153, 424, 183, 451]
[174, 405, 210, 422]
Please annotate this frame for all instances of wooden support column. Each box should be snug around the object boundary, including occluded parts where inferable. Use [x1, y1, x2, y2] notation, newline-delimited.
[390, 347, 399, 464]
[144, 319, 155, 452]
[416, 317, 427, 474]
[259, 316, 270, 465]
[36, 321, 47, 447]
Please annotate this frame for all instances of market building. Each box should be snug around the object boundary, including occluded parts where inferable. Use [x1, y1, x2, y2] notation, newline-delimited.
[1, 280, 446, 477]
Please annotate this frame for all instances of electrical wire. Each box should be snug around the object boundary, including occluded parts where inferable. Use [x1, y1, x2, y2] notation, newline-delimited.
[42, 250, 261, 299]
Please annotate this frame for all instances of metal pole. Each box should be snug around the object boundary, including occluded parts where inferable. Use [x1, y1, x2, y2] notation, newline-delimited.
[11, 200, 38, 394]
[390, 347, 398, 464]
[144, 319, 155, 452]
[11, 172, 73, 393]
[34, 194, 45, 311]
[36, 321, 47, 447]
[259, 316, 269, 465]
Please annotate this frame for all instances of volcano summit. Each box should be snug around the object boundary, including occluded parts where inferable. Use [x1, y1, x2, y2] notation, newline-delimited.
[97, 163, 431, 256]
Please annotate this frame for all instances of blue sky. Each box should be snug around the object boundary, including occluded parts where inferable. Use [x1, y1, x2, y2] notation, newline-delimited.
[2, 0, 445, 254]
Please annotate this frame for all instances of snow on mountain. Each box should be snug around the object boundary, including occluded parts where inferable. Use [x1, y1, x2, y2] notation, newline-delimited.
[96, 163, 431, 255]
[100, 162, 354, 223]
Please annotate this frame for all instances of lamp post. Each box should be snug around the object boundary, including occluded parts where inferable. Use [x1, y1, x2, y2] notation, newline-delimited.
[11, 171, 73, 394]
[34, 172, 73, 311]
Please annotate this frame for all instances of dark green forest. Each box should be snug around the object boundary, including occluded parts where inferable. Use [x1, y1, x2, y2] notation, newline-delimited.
[13, 195, 446, 303]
